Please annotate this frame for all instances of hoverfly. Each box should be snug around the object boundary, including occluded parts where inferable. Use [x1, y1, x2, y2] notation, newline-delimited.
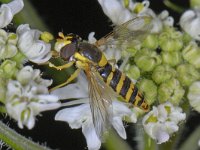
[49, 16, 152, 138]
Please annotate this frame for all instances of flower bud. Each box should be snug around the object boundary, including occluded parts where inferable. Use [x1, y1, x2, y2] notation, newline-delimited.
[40, 31, 54, 43]
[7, 32, 18, 45]
[158, 78, 185, 105]
[0, 29, 18, 59]
[16, 66, 34, 85]
[159, 31, 183, 52]
[124, 64, 140, 80]
[152, 64, 176, 84]
[177, 63, 200, 86]
[142, 34, 158, 49]
[187, 81, 200, 112]
[134, 49, 162, 72]
[138, 79, 157, 105]
[0, 60, 17, 78]
[182, 41, 200, 68]
[126, 47, 138, 56]
[161, 51, 182, 67]
[182, 32, 192, 44]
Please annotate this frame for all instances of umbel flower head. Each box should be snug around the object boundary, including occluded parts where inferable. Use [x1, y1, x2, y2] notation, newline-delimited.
[5, 66, 60, 129]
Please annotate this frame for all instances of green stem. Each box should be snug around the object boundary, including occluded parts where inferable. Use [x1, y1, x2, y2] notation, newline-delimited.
[143, 132, 157, 150]
[14, 0, 50, 31]
[0, 121, 51, 150]
[105, 130, 132, 150]
[163, 0, 185, 13]
[179, 126, 200, 150]
[0, 106, 6, 113]
[135, 121, 157, 150]
[171, 99, 191, 149]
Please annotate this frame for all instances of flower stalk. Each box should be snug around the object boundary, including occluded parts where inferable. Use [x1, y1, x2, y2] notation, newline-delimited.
[0, 121, 50, 150]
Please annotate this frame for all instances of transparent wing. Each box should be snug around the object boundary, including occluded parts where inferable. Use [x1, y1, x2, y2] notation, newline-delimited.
[85, 65, 114, 139]
[95, 15, 153, 48]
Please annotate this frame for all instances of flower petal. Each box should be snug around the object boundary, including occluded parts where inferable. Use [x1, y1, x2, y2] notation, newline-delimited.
[55, 104, 90, 129]
[153, 127, 169, 144]
[112, 117, 127, 139]
[51, 72, 88, 99]
[97, 0, 133, 25]
[82, 122, 101, 150]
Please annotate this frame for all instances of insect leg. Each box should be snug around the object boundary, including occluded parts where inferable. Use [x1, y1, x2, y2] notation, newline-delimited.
[49, 68, 81, 92]
[48, 61, 75, 70]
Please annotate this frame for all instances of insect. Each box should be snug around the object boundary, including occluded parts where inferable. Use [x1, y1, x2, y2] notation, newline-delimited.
[49, 16, 152, 138]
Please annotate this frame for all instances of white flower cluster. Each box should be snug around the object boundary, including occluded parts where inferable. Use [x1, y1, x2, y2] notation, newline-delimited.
[97, 0, 173, 33]
[0, 0, 60, 130]
[51, 1, 193, 149]
[55, 101, 136, 150]
[0, 0, 52, 63]
[143, 102, 186, 144]
[52, 73, 137, 150]
[6, 66, 60, 129]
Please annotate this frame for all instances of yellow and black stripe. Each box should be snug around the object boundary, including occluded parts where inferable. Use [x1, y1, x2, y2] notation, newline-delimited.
[76, 42, 149, 111]
[97, 62, 149, 111]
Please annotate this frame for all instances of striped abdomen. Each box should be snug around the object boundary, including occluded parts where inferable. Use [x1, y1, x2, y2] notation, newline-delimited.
[77, 42, 149, 111]
[97, 62, 149, 111]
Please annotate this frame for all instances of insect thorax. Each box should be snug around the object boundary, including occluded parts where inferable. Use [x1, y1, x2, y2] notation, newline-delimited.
[78, 43, 102, 63]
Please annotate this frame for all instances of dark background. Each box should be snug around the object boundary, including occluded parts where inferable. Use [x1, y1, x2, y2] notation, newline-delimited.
[30, 0, 189, 39]
[2, 0, 200, 150]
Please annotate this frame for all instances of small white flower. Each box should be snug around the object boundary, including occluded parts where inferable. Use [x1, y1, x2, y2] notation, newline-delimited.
[97, 0, 133, 25]
[187, 81, 200, 112]
[158, 10, 174, 27]
[5, 66, 60, 129]
[0, 0, 24, 28]
[17, 24, 52, 63]
[98, 0, 173, 34]
[143, 102, 186, 144]
[55, 101, 136, 150]
[0, 29, 18, 59]
[180, 9, 200, 41]
[52, 72, 137, 150]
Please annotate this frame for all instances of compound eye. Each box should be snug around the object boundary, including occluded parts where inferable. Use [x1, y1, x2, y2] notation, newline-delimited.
[60, 43, 76, 60]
